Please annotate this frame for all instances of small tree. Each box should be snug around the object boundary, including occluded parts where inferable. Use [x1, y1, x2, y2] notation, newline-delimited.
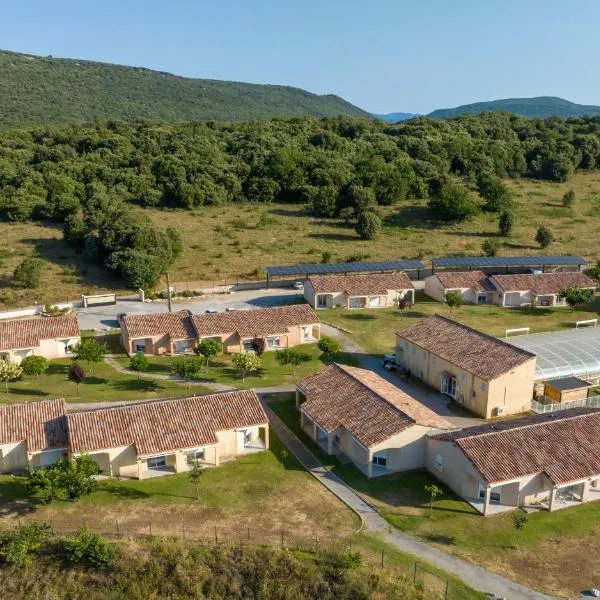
[129, 353, 149, 380]
[172, 356, 203, 387]
[498, 210, 514, 237]
[194, 338, 222, 372]
[188, 459, 203, 500]
[275, 348, 311, 376]
[321, 251, 332, 264]
[558, 287, 592, 311]
[482, 238, 500, 257]
[20, 355, 49, 378]
[63, 526, 114, 570]
[397, 293, 412, 318]
[231, 352, 261, 382]
[73, 337, 106, 373]
[3, 522, 51, 568]
[513, 512, 528, 546]
[13, 257, 44, 289]
[355, 210, 382, 240]
[318, 336, 341, 356]
[68, 363, 85, 395]
[444, 291, 463, 315]
[424, 483, 442, 518]
[251, 336, 267, 356]
[0, 359, 23, 393]
[535, 225, 553, 249]
[562, 189, 575, 208]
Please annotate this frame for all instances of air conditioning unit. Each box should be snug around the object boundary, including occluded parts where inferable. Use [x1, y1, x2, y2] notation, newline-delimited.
[495, 407, 505, 416]
[456, 395, 464, 405]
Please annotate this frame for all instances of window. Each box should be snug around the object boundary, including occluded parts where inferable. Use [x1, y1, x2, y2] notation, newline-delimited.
[187, 449, 205, 464]
[135, 341, 146, 353]
[434, 453, 443, 472]
[334, 434, 340, 446]
[267, 336, 281, 349]
[244, 430, 252, 444]
[175, 340, 189, 354]
[242, 339, 254, 352]
[372, 451, 387, 467]
[480, 382, 486, 391]
[317, 295, 328, 308]
[147, 456, 166, 469]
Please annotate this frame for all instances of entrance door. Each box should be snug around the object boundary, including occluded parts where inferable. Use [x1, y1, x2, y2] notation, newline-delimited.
[441, 374, 457, 398]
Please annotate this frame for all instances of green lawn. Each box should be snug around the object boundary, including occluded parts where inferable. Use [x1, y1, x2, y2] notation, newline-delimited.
[267, 394, 600, 597]
[114, 343, 359, 389]
[0, 357, 209, 404]
[320, 292, 600, 355]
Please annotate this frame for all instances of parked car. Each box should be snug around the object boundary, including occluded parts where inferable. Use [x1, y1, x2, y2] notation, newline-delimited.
[225, 307, 237, 312]
[382, 353, 399, 371]
[292, 281, 304, 290]
[205, 309, 218, 314]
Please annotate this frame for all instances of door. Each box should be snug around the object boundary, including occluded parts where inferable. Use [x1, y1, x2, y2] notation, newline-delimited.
[40, 449, 63, 467]
[316, 295, 328, 308]
[369, 296, 381, 308]
[441, 374, 457, 398]
[147, 456, 166, 469]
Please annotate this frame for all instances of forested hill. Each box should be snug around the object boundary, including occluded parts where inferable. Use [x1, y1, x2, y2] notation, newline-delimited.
[429, 96, 600, 119]
[0, 50, 371, 130]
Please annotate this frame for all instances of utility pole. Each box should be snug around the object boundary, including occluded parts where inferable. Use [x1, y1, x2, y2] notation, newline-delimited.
[166, 272, 172, 313]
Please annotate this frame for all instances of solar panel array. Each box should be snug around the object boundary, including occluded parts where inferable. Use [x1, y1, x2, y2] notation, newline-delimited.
[431, 255, 588, 268]
[266, 260, 426, 277]
[506, 327, 600, 381]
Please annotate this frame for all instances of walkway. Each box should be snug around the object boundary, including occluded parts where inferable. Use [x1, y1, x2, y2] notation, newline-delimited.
[260, 396, 555, 600]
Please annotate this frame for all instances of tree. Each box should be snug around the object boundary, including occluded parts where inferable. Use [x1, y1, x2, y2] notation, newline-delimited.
[444, 291, 463, 315]
[562, 189, 575, 208]
[558, 287, 592, 311]
[73, 337, 106, 373]
[0, 360, 22, 393]
[251, 336, 267, 356]
[428, 181, 479, 221]
[232, 352, 261, 382]
[476, 172, 512, 212]
[194, 338, 222, 372]
[63, 526, 114, 570]
[355, 210, 381, 240]
[498, 210, 514, 237]
[172, 356, 203, 387]
[397, 293, 412, 318]
[188, 459, 203, 500]
[275, 348, 311, 376]
[20, 355, 49, 378]
[129, 352, 149, 379]
[68, 363, 85, 395]
[482, 238, 500, 257]
[318, 336, 341, 356]
[512, 512, 528, 547]
[535, 225, 554, 249]
[13, 257, 44, 289]
[424, 483, 442, 518]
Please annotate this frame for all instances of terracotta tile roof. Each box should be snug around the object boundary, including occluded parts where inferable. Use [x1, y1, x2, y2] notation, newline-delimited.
[308, 273, 414, 296]
[120, 310, 196, 341]
[434, 271, 496, 292]
[0, 399, 68, 451]
[298, 363, 452, 448]
[0, 315, 80, 351]
[66, 390, 267, 457]
[432, 409, 600, 485]
[490, 272, 596, 295]
[191, 304, 319, 338]
[396, 315, 535, 381]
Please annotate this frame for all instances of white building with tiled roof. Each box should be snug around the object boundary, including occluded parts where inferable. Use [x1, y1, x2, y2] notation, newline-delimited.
[424, 271, 497, 305]
[297, 363, 452, 477]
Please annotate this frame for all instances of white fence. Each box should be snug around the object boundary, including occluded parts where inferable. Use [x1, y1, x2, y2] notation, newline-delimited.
[531, 396, 600, 414]
[0, 300, 83, 321]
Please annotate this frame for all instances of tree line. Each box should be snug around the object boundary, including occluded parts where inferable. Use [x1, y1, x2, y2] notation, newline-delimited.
[1, 112, 600, 288]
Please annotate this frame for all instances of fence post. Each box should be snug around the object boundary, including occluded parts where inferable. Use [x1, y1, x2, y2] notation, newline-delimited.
[214, 525, 218, 544]
[445, 579, 449, 599]
[149, 521, 152, 536]
[413, 562, 417, 583]
[116, 520, 119, 538]
[280, 527, 284, 550]
[182, 520, 185, 539]
[247, 527, 250, 541]
[380, 548, 384, 568]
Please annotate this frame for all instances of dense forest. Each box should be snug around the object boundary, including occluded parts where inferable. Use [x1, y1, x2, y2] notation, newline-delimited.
[1, 111, 600, 289]
[0, 50, 370, 131]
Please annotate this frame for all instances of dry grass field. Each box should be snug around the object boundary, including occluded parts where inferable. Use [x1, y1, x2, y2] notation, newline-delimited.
[1, 171, 600, 308]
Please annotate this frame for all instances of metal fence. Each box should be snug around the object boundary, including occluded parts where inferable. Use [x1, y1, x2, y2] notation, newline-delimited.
[531, 395, 600, 413]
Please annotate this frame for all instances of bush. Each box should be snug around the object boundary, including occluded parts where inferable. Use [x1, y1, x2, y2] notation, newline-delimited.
[482, 238, 501, 257]
[13, 257, 44, 288]
[318, 336, 341, 355]
[428, 181, 479, 221]
[20, 355, 49, 378]
[1, 522, 51, 568]
[63, 526, 114, 570]
[562, 189, 575, 208]
[498, 210, 514, 237]
[129, 353, 149, 378]
[476, 172, 512, 212]
[321, 251, 332, 264]
[535, 225, 554, 248]
[355, 210, 381, 240]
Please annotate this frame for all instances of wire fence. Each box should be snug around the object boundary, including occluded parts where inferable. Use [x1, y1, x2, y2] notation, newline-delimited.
[1, 518, 462, 599]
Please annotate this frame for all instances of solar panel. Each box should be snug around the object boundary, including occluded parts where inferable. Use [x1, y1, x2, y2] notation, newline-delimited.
[266, 260, 426, 277]
[431, 255, 588, 268]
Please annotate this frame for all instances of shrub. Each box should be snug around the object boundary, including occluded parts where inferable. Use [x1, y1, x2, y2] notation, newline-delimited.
[444, 291, 463, 314]
[13, 257, 44, 288]
[355, 210, 381, 240]
[318, 336, 341, 355]
[482, 238, 500, 257]
[321, 251, 332, 264]
[172, 356, 203, 386]
[498, 210, 514, 237]
[129, 353, 149, 379]
[428, 181, 479, 221]
[275, 348, 311, 376]
[535, 225, 554, 248]
[2, 522, 51, 568]
[476, 171, 512, 212]
[20, 355, 49, 378]
[63, 527, 114, 569]
[562, 189, 575, 208]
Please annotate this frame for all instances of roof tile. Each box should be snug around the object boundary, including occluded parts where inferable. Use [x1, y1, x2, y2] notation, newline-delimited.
[490, 272, 596, 295]
[0, 315, 79, 351]
[308, 273, 414, 296]
[434, 271, 496, 292]
[120, 310, 196, 341]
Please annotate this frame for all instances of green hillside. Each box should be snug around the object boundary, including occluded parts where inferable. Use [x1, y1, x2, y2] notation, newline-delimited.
[0, 49, 371, 130]
[429, 96, 600, 119]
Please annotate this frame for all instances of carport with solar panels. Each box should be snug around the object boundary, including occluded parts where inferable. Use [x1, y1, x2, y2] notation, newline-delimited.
[430, 255, 588, 275]
[265, 259, 426, 287]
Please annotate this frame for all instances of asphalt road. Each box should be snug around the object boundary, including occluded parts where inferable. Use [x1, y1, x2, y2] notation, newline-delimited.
[76, 287, 302, 331]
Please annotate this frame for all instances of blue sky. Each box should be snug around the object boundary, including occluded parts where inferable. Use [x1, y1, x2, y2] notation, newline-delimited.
[2, 0, 599, 113]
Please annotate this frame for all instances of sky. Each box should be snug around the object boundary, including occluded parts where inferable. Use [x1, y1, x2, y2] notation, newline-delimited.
[1, 0, 600, 114]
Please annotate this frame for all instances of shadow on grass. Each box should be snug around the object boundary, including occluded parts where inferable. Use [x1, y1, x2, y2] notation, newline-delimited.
[46, 363, 68, 376]
[98, 484, 151, 501]
[502, 241, 540, 251]
[384, 206, 432, 229]
[343, 313, 377, 321]
[85, 377, 109, 385]
[319, 352, 360, 367]
[110, 379, 162, 393]
[0, 478, 40, 517]
[308, 232, 358, 242]
[6, 388, 48, 397]
[421, 533, 456, 545]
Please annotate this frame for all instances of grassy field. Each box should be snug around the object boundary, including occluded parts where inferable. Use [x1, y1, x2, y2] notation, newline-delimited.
[268, 394, 600, 597]
[320, 292, 600, 354]
[0, 357, 208, 404]
[1, 171, 600, 308]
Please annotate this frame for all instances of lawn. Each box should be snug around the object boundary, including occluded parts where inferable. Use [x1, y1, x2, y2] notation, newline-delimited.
[320, 292, 600, 354]
[0, 357, 209, 404]
[267, 394, 600, 597]
[2, 171, 600, 309]
[113, 342, 359, 389]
